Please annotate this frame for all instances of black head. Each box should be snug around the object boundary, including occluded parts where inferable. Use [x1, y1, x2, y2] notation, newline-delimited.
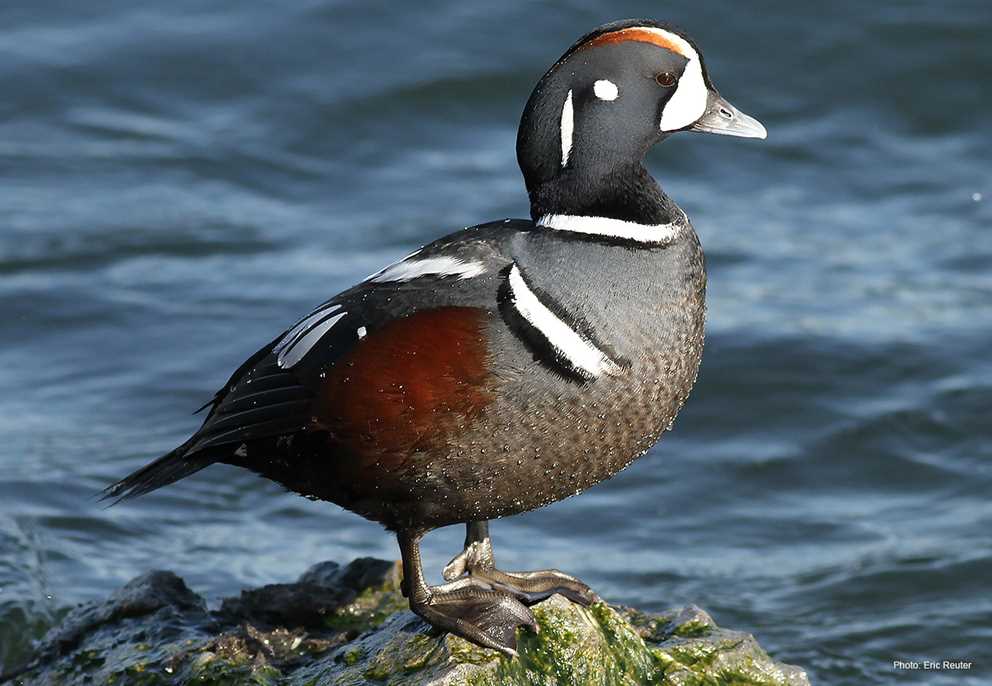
[517, 19, 765, 222]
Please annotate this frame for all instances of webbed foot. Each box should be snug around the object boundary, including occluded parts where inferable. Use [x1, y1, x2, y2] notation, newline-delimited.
[411, 576, 537, 657]
[443, 520, 600, 607]
[399, 529, 538, 658]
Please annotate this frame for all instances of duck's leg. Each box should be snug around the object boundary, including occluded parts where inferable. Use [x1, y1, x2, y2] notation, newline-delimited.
[442, 521, 496, 577]
[398, 529, 537, 657]
[443, 521, 600, 606]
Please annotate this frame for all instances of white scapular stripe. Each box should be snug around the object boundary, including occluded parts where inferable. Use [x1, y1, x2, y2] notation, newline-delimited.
[507, 264, 619, 379]
[274, 303, 341, 356]
[560, 89, 574, 167]
[593, 79, 618, 101]
[630, 27, 708, 132]
[363, 247, 420, 281]
[276, 310, 347, 368]
[537, 213, 683, 244]
[370, 255, 487, 282]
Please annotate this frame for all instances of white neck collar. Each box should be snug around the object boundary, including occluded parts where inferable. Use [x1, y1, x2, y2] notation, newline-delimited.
[536, 213, 685, 244]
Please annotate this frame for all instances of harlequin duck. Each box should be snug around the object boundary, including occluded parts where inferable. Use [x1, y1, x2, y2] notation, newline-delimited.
[105, 19, 765, 656]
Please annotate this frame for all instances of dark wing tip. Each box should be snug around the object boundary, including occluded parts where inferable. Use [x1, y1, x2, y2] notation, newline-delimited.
[98, 439, 209, 507]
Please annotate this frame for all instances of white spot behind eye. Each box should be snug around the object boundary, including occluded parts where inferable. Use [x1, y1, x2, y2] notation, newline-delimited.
[593, 79, 618, 101]
[560, 90, 574, 167]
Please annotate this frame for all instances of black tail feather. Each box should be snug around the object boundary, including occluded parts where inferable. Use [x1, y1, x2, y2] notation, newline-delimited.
[101, 439, 211, 505]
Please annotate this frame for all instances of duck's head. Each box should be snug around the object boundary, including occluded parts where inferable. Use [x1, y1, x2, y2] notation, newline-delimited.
[517, 19, 766, 222]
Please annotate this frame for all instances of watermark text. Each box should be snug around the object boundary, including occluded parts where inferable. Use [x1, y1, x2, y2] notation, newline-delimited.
[892, 660, 972, 671]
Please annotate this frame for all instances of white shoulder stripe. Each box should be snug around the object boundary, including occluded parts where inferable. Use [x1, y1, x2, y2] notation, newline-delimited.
[507, 264, 619, 379]
[277, 310, 347, 368]
[537, 213, 684, 244]
[370, 255, 487, 283]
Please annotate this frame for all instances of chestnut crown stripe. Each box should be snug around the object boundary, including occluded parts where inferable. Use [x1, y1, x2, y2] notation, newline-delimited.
[579, 26, 692, 58]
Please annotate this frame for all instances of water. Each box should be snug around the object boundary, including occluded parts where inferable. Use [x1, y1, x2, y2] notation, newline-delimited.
[1, 1, 990, 683]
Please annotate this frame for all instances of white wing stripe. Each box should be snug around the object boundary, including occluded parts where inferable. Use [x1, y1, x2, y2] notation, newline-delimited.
[277, 312, 347, 368]
[273, 303, 342, 355]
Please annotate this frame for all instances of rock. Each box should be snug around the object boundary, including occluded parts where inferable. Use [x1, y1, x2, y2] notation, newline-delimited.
[216, 582, 354, 628]
[299, 557, 399, 593]
[1, 559, 808, 686]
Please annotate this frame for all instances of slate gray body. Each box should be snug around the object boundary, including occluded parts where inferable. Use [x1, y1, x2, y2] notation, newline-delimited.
[277, 216, 705, 530]
[194, 212, 705, 532]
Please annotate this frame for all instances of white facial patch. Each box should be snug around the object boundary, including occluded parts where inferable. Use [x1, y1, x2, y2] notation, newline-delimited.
[275, 304, 347, 368]
[593, 79, 618, 101]
[661, 58, 708, 131]
[369, 255, 487, 282]
[537, 213, 684, 244]
[626, 27, 708, 132]
[507, 264, 620, 379]
[560, 89, 574, 167]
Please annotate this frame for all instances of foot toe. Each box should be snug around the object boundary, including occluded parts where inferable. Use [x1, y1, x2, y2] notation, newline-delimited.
[443, 539, 495, 581]
[413, 579, 537, 657]
[441, 553, 467, 581]
[441, 591, 536, 652]
[473, 568, 600, 607]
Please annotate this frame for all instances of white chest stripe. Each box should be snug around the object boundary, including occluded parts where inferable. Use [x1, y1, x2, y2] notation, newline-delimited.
[537, 213, 683, 244]
[275, 305, 347, 369]
[507, 264, 619, 379]
[370, 255, 487, 283]
[560, 89, 574, 167]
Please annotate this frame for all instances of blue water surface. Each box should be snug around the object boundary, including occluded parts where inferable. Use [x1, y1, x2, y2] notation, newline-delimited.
[1, 2, 990, 683]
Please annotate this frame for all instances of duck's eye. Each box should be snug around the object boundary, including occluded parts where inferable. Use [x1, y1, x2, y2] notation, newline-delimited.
[655, 72, 677, 87]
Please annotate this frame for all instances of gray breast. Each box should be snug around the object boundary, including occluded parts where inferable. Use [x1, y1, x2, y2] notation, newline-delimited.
[432, 224, 707, 524]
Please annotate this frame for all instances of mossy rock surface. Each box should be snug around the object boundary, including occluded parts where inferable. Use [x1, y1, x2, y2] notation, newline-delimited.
[1, 559, 808, 686]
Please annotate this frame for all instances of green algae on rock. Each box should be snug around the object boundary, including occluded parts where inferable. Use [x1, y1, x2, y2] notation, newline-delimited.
[2, 559, 807, 686]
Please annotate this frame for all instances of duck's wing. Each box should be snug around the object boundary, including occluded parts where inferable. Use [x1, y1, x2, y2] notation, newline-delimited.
[190, 224, 519, 453]
[103, 221, 525, 502]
